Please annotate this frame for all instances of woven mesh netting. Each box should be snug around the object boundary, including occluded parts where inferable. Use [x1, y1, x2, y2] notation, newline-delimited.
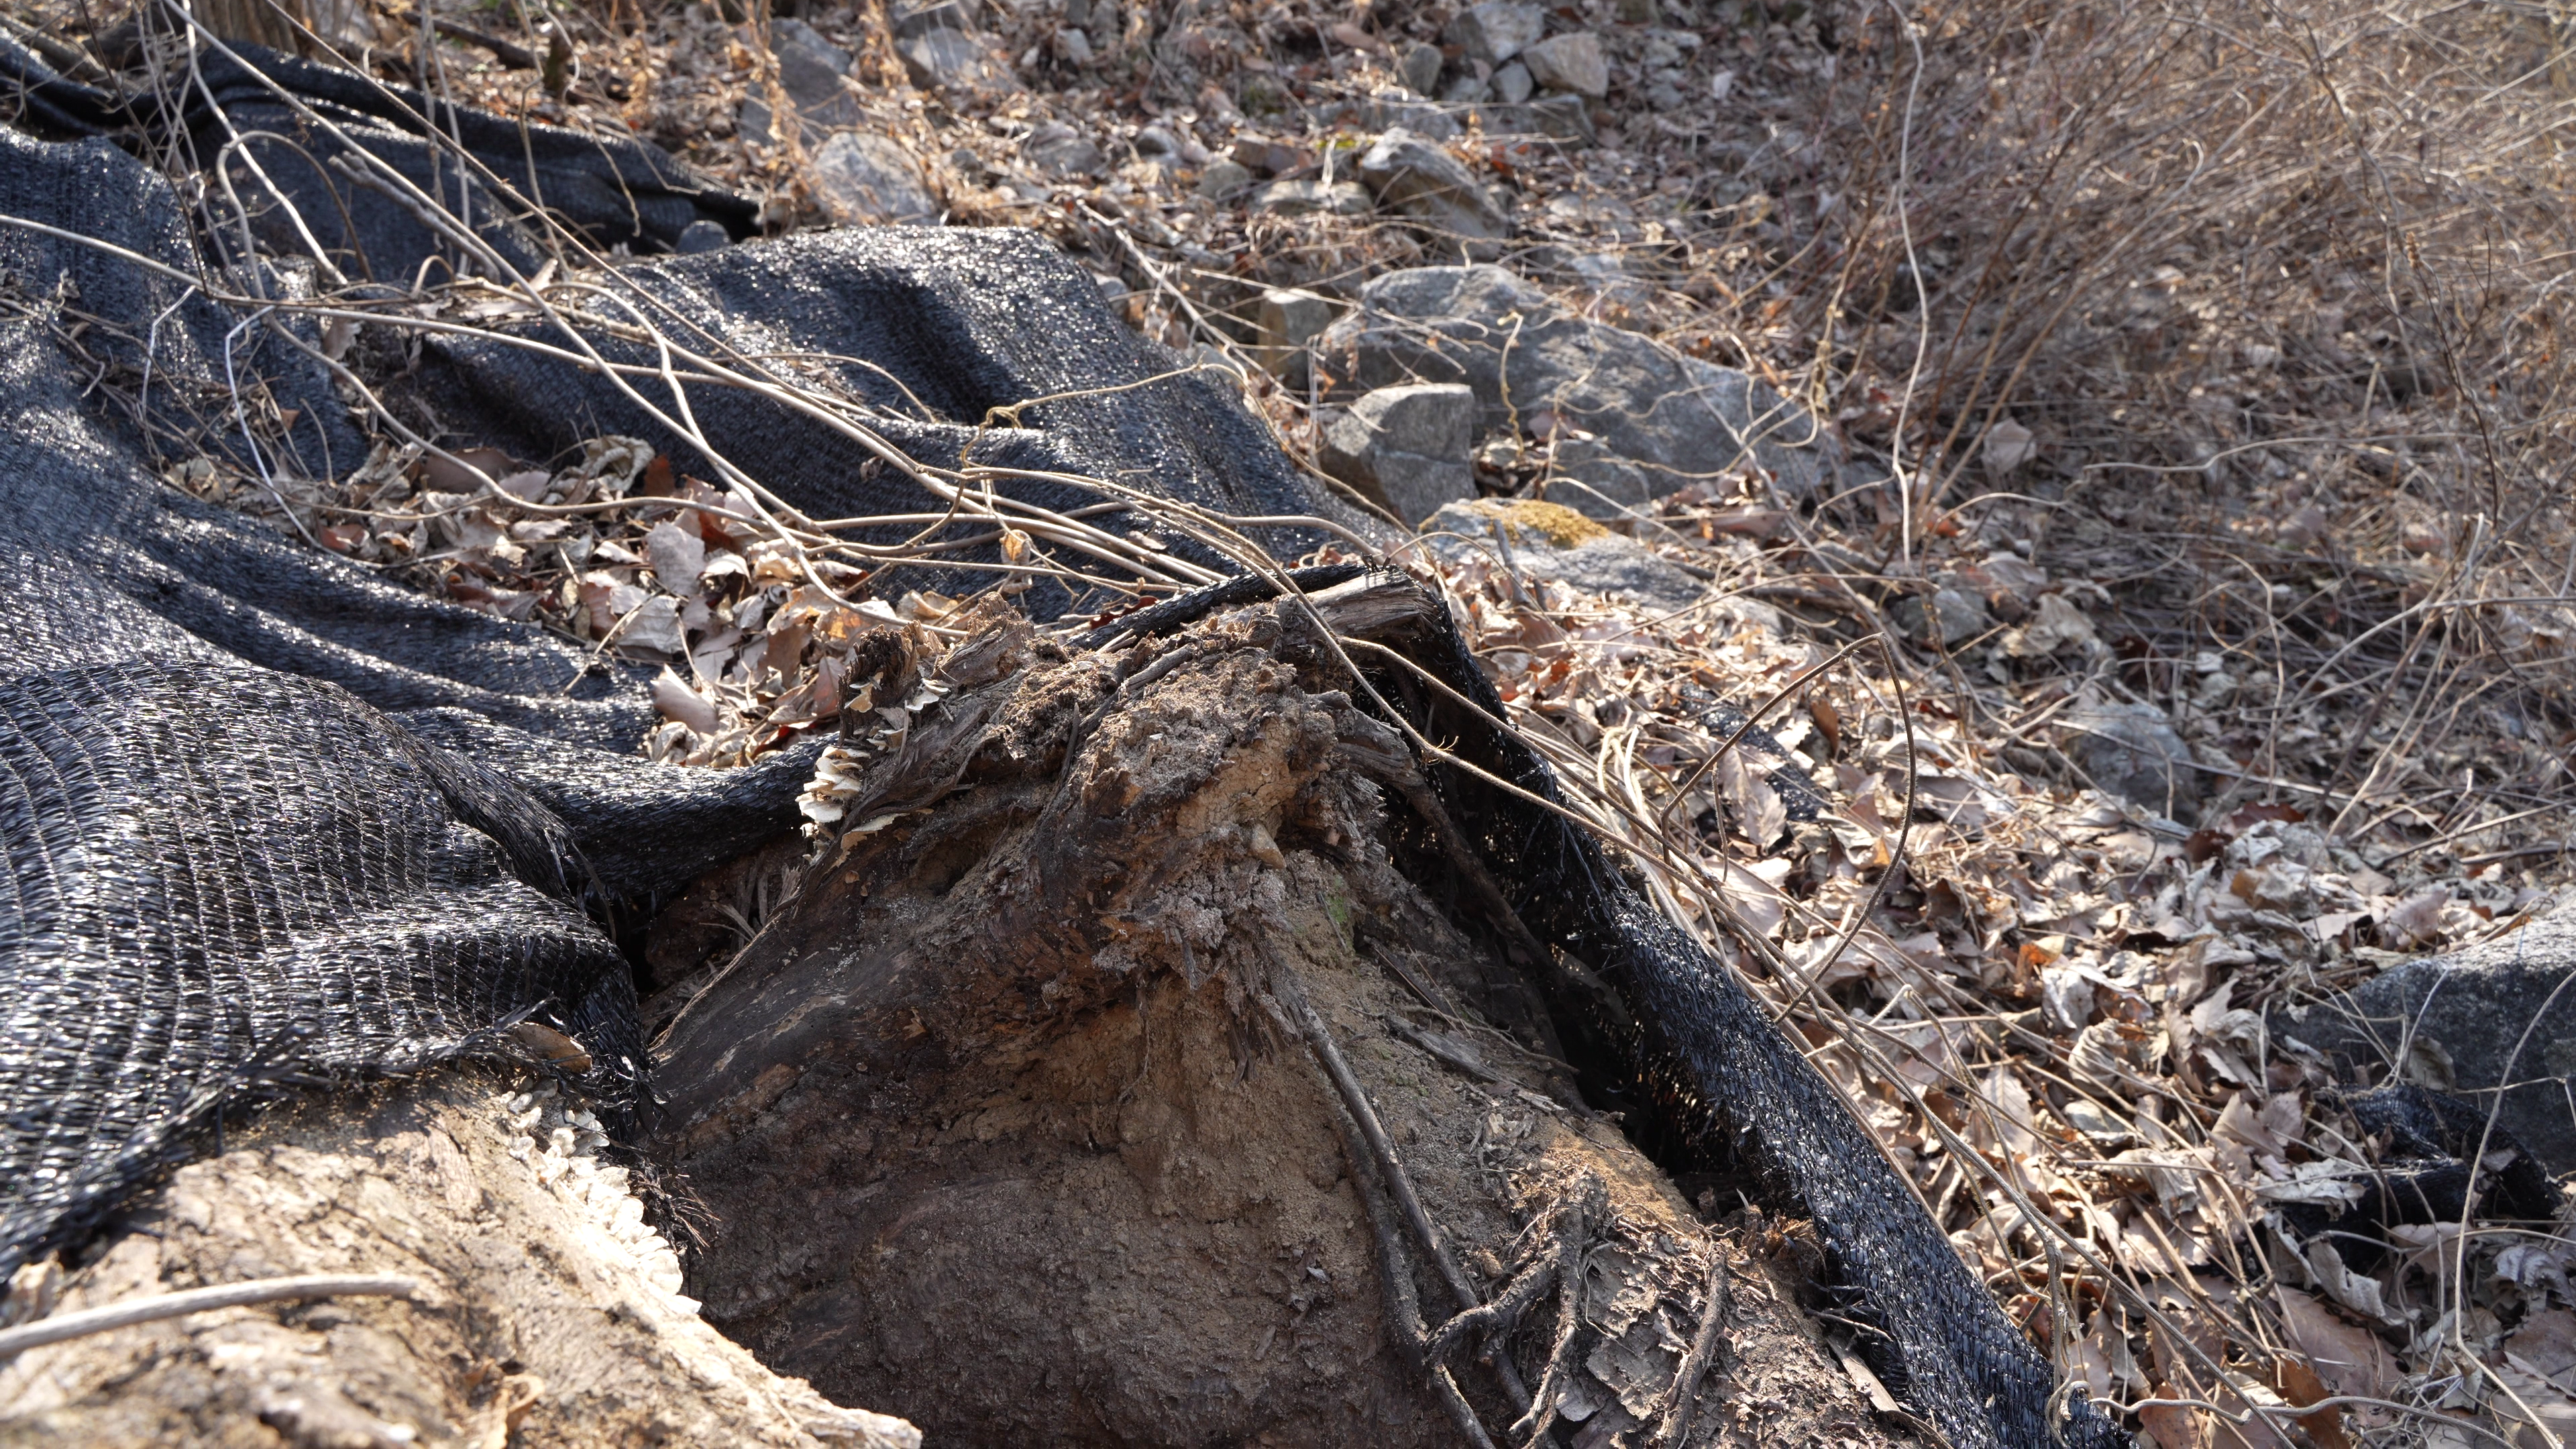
[0, 37, 2121, 1448]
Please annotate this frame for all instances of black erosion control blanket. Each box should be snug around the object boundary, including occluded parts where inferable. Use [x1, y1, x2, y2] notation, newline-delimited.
[0, 43, 2122, 1449]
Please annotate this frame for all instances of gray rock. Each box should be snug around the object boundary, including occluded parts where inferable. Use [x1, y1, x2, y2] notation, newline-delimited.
[1353, 89, 1461, 142]
[1442, 72, 1491, 103]
[1319, 383, 1477, 524]
[1058, 25, 1094, 64]
[1894, 586, 1991, 648]
[894, 13, 1016, 95]
[1252, 287, 1336, 390]
[1541, 435, 1653, 517]
[1492, 60, 1534, 105]
[1399, 40, 1444, 96]
[1320, 264, 1840, 498]
[1486, 93, 1595, 144]
[890, 0, 971, 37]
[1521, 32, 1608, 97]
[1198, 156, 1253, 200]
[675, 219, 731, 254]
[1355, 128, 1508, 244]
[1023, 121, 1105, 178]
[808, 131, 938, 224]
[1444, 0, 1546, 66]
[1421, 498, 1705, 611]
[1248, 178, 1373, 217]
[771, 18, 855, 115]
[737, 95, 777, 146]
[2062, 700, 2200, 820]
[2273, 906, 2576, 1172]
[1567, 251, 1649, 308]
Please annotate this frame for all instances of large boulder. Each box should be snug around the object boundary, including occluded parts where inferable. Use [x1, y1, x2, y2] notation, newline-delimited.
[2273, 906, 2576, 1173]
[1320, 265, 1841, 499]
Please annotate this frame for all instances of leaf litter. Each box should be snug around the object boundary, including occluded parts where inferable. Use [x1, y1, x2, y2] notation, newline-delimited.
[26, 0, 2576, 1442]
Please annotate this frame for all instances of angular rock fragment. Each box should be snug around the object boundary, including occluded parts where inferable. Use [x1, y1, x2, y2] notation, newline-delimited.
[1521, 32, 1609, 97]
[770, 17, 858, 128]
[1022, 119, 1105, 178]
[1322, 265, 1839, 498]
[1248, 177, 1373, 217]
[1444, 0, 1546, 66]
[1356, 128, 1509, 246]
[1399, 40, 1443, 95]
[809, 131, 938, 224]
[1253, 286, 1337, 390]
[890, 1, 1017, 97]
[2063, 700, 2201, 820]
[1319, 382, 1477, 523]
[1894, 586, 1990, 648]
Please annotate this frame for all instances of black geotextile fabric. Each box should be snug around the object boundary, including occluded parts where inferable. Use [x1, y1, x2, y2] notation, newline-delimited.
[0, 56, 2124, 1446]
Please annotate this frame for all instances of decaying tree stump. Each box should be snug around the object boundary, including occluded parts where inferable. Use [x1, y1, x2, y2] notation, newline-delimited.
[651, 586, 1913, 1447]
[1, 585, 1913, 1447]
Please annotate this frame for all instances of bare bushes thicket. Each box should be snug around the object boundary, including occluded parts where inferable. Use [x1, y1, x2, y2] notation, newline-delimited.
[1728, 0, 2576, 852]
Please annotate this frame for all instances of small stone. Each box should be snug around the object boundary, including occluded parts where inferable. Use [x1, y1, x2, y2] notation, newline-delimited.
[1248, 178, 1373, 217]
[1230, 135, 1306, 176]
[1399, 41, 1443, 96]
[1491, 60, 1534, 105]
[1444, 0, 1545, 66]
[769, 18, 856, 127]
[1894, 587, 1990, 648]
[674, 219, 730, 254]
[893, 11, 1016, 95]
[1253, 288, 1336, 390]
[1442, 72, 1490, 103]
[2064, 701, 2202, 821]
[890, 0, 970, 37]
[1354, 88, 1461, 142]
[1521, 32, 1608, 98]
[1197, 156, 1254, 200]
[1022, 121, 1105, 178]
[1356, 128, 1508, 244]
[2061, 1097, 2130, 1145]
[1318, 382, 1477, 524]
[1058, 25, 1093, 64]
[1489, 93, 1596, 144]
[808, 131, 938, 224]
[737, 94, 775, 145]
